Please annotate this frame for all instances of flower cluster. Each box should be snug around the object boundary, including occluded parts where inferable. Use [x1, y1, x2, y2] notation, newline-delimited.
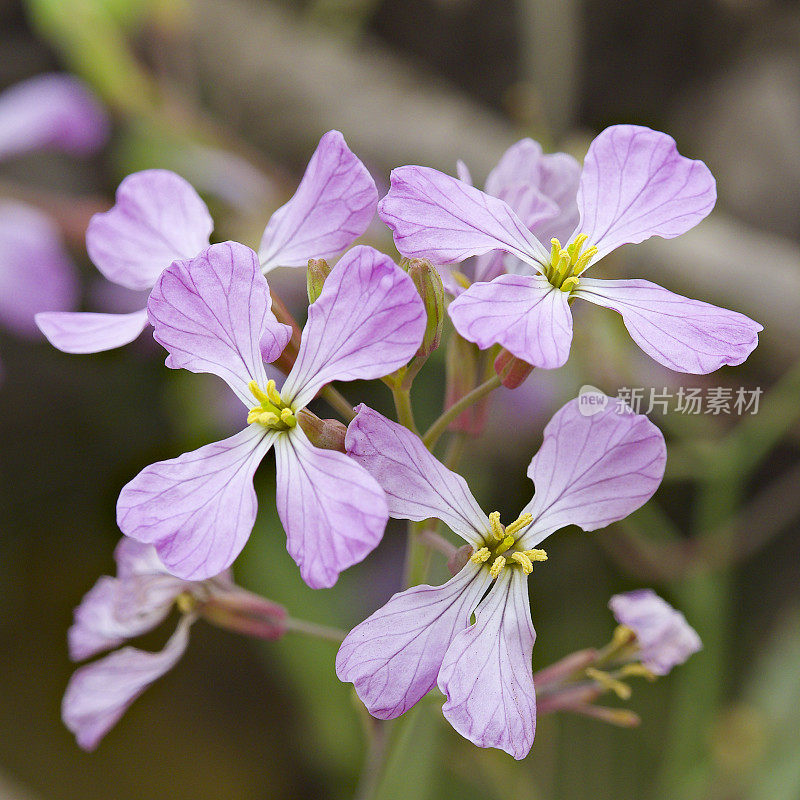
[32, 118, 754, 755]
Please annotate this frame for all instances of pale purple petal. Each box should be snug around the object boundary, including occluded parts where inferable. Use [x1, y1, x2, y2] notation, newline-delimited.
[438, 569, 536, 760]
[378, 166, 549, 266]
[62, 616, 191, 751]
[117, 426, 275, 580]
[274, 426, 388, 589]
[455, 160, 472, 185]
[448, 274, 573, 369]
[259, 130, 377, 270]
[35, 309, 149, 353]
[519, 396, 666, 549]
[113, 538, 171, 579]
[577, 125, 716, 261]
[86, 170, 213, 291]
[336, 562, 490, 719]
[574, 278, 762, 374]
[0, 73, 108, 160]
[472, 251, 507, 284]
[0, 202, 77, 337]
[609, 589, 702, 675]
[148, 242, 291, 405]
[345, 405, 487, 546]
[281, 246, 426, 409]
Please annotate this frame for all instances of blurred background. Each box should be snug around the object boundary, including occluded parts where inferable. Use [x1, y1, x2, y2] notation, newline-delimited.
[1, 0, 799, 797]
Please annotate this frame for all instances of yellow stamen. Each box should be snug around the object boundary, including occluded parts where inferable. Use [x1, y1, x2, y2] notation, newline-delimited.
[451, 270, 471, 290]
[489, 556, 506, 579]
[470, 546, 491, 564]
[566, 233, 589, 260]
[259, 411, 279, 426]
[510, 551, 533, 574]
[618, 663, 657, 681]
[488, 511, 505, 542]
[504, 512, 533, 536]
[280, 408, 297, 427]
[494, 535, 516, 556]
[176, 592, 197, 614]
[560, 276, 580, 293]
[612, 624, 636, 648]
[265, 379, 283, 406]
[249, 380, 271, 405]
[586, 668, 632, 700]
[572, 245, 598, 275]
[522, 548, 548, 562]
[549, 238, 562, 264]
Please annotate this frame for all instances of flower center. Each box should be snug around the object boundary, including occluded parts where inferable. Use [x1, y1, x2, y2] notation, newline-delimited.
[469, 510, 547, 577]
[247, 379, 297, 431]
[543, 233, 597, 292]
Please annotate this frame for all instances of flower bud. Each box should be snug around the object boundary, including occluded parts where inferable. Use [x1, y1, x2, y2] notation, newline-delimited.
[200, 588, 287, 641]
[404, 258, 444, 360]
[306, 257, 331, 304]
[494, 347, 535, 389]
[297, 408, 347, 452]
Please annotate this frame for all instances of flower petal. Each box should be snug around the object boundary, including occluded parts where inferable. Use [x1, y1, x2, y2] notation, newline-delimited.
[35, 308, 149, 353]
[574, 278, 762, 374]
[518, 396, 666, 549]
[148, 242, 291, 405]
[274, 426, 388, 589]
[0, 201, 78, 337]
[62, 616, 191, 751]
[86, 170, 213, 291]
[448, 274, 573, 369]
[0, 73, 108, 160]
[345, 405, 487, 546]
[259, 130, 377, 270]
[336, 562, 490, 719]
[609, 589, 702, 675]
[577, 125, 716, 261]
[438, 569, 536, 760]
[281, 246, 426, 409]
[117, 426, 275, 580]
[378, 165, 549, 266]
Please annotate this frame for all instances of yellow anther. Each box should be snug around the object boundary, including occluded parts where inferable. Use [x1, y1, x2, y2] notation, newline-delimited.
[612, 624, 636, 648]
[560, 276, 580, 293]
[451, 270, 471, 290]
[488, 511, 505, 541]
[489, 556, 506, 579]
[470, 546, 491, 564]
[618, 663, 657, 681]
[249, 380, 271, 405]
[259, 411, 279, 426]
[549, 238, 562, 264]
[494, 535, 516, 556]
[247, 409, 262, 424]
[510, 551, 533, 574]
[280, 408, 297, 427]
[566, 233, 589, 259]
[586, 668, 632, 700]
[504, 512, 533, 536]
[522, 548, 548, 562]
[572, 245, 598, 274]
[176, 592, 197, 614]
[265, 379, 283, 406]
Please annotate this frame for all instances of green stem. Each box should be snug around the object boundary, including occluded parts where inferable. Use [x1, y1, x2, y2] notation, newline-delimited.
[321, 385, 356, 422]
[391, 386, 417, 433]
[283, 617, 346, 643]
[402, 520, 432, 589]
[423, 374, 502, 449]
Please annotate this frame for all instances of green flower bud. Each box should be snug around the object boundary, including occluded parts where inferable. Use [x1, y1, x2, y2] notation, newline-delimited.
[306, 258, 331, 304]
[404, 258, 445, 360]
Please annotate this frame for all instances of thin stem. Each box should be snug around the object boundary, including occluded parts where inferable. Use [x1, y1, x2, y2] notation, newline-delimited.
[423, 374, 502, 449]
[391, 386, 417, 433]
[353, 719, 392, 800]
[283, 617, 346, 642]
[402, 520, 431, 589]
[418, 527, 458, 559]
[321, 385, 356, 422]
[442, 431, 467, 472]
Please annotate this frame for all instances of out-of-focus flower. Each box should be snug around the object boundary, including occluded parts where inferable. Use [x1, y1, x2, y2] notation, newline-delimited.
[63, 538, 286, 751]
[379, 125, 762, 374]
[0, 73, 108, 160]
[116, 243, 425, 589]
[609, 589, 702, 675]
[337, 396, 666, 759]
[445, 139, 580, 294]
[36, 130, 377, 353]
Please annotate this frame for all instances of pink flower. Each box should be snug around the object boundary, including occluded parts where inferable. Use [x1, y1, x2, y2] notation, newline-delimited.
[337, 396, 667, 758]
[379, 125, 762, 374]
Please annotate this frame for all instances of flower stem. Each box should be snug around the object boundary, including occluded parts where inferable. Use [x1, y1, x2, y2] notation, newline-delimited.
[402, 520, 432, 589]
[391, 386, 418, 433]
[283, 617, 346, 642]
[422, 374, 502, 449]
[321, 385, 356, 422]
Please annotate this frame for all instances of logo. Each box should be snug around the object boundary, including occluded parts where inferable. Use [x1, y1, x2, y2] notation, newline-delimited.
[577, 385, 608, 416]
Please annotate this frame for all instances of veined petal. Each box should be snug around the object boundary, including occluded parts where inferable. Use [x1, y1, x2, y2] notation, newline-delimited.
[518, 396, 666, 549]
[0, 73, 108, 160]
[574, 278, 762, 374]
[336, 562, 490, 719]
[448, 274, 573, 369]
[577, 125, 716, 262]
[438, 569, 536, 760]
[259, 130, 377, 270]
[148, 242, 290, 405]
[86, 170, 213, 291]
[62, 616, 192, 752]
[378, 166, 549, 266]
[274, 426, 388, 589]
[345, 405, 488, 546]
[117, 426, 275, 580]
[281, 246, 425, 409]
[0, 202, 78, 337]
[35, 309, 149, 354]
